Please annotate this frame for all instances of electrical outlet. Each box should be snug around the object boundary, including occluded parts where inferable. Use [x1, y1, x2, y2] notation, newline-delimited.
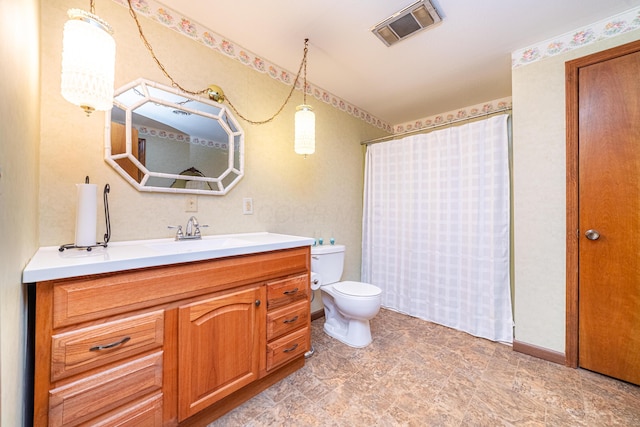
[186, 196, 198, 212]
[243, 197, 253, 215]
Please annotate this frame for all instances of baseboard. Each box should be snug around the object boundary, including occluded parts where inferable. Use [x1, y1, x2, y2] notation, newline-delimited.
[311, 310, 324, 321]
[513, 340, 567, 365]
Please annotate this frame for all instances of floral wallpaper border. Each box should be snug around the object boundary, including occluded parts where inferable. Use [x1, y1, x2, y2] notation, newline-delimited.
[394, 97, 512, 134]
[136, 125, 228, 150]
[111, 0, 393, 133]
[512, 6, 640, 68]
[111, 1, 637, 136]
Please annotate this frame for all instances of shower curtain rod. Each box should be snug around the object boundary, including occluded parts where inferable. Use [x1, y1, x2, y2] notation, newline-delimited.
[360, 107, 512, 145]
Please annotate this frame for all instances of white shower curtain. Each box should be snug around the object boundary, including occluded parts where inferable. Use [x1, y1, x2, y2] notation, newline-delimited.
[362, 114, 513, 343]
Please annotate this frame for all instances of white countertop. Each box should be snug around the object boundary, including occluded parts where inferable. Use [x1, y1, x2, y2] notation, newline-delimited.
[23, 232, 315, 283]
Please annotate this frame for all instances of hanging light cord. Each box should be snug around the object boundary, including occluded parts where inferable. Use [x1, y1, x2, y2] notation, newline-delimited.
[303, 39, 308, 105]
[227, 39, 307, 125]
[126, 0, 309, 125]
[126, 0, 207, 97]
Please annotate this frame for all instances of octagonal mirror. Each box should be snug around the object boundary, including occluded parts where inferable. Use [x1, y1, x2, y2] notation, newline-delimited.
[105, 78, 244, 195]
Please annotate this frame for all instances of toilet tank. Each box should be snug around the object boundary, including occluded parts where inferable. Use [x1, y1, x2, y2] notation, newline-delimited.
[311, 244, 345, 285]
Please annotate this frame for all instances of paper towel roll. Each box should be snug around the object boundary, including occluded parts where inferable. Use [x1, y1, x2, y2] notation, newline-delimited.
[75, 183, 97, 247]
[310, 272, 323, 290]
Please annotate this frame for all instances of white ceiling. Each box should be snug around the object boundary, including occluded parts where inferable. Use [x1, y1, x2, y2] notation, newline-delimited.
[158, 0, 640, 126]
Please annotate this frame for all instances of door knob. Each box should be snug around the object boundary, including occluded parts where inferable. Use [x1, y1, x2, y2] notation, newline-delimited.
[585, 229, 600, 240]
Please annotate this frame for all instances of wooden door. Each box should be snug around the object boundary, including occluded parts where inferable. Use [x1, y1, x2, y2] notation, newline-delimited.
[575, 46, 640, 385]
[177, 285, 265, 421]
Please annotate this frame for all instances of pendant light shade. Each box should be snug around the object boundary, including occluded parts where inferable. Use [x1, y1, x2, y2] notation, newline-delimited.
[61, 9, 115, 115]
[295, 104, 315, 155]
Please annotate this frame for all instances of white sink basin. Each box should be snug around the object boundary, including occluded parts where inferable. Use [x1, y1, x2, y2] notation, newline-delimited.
[146, 236, 256, 254]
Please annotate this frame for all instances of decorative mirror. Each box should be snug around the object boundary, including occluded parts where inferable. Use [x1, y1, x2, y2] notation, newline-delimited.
[105, 78, 244, 195]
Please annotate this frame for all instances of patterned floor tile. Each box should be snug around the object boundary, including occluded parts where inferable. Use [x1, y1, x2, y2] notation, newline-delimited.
[209, 309, 640, 427]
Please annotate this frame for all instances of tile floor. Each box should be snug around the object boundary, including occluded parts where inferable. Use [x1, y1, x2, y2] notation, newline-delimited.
[209, 309, 640, 426]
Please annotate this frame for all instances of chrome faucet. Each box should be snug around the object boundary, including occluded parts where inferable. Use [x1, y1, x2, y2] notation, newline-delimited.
[185, 216, 199, 238]
[168, 216, 208, 240]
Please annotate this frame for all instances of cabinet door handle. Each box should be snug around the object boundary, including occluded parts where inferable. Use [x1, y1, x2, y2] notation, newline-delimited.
[283, 343, 299, 353]
[283, 315, 299, 324]
[283, 288, 299, 295]
[255, 299, 261, 307]
[89, 336, 131, 351]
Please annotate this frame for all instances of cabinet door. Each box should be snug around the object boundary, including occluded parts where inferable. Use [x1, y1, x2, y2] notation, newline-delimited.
[178, 285, 265, 421]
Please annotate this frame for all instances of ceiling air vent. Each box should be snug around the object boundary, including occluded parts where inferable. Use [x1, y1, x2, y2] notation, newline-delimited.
[371, 0, 442, 47]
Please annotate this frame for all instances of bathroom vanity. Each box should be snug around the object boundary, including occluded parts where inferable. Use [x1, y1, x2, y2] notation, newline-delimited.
[24, 232, 313, 426]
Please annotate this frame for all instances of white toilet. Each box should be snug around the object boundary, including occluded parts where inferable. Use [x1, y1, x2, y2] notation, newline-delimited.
[311, 244, 382, 348]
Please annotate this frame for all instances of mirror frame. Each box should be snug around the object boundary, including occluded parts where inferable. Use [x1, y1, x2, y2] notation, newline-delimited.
[105, 78, 245, 195]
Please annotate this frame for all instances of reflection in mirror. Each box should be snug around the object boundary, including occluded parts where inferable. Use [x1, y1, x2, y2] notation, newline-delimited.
[105, 78, 244, 195]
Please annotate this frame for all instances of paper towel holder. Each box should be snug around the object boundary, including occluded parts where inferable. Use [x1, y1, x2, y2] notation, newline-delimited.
[59, 181, 111, 252]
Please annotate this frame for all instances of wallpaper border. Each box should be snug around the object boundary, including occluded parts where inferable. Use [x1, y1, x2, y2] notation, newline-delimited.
[112, 0, 393, 132]
[512, 7, 640, 69]
[110, 1, 637, 135]
[394, 97, 512, 134]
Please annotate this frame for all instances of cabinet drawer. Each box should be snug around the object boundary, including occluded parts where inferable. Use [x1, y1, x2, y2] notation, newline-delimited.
[51, 310, 164, 381]
[49, 352, 163, 427]
[267, 274, 309, 309]
[266, 299, 309, 340]
[266, 327, 309, 371]
[83, 393, 163, 427]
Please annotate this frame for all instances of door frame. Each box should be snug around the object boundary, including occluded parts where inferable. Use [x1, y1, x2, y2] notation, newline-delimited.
[565, 39, 640, 368]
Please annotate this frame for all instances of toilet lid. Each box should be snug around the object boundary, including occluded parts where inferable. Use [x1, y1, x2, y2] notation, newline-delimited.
[333, 281, 382, 297]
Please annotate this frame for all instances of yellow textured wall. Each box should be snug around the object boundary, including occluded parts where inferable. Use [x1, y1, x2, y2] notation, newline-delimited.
[0, 0, 40, 425]
[40, 0, 387, 285]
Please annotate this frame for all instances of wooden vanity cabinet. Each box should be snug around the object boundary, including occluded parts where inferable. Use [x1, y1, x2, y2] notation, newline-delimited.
[32, 247, 310, 426]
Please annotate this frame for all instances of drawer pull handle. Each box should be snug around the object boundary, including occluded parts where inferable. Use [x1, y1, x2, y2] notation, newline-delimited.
[283, 316, 299, 324]
[283, 288, 299, 295]
[89, 336, 131, 351]
[283, 343, 299, 353]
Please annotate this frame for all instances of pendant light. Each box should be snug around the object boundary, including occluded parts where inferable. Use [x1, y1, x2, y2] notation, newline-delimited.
[61, 1, 115, 116]
[294, 39, 315, 157]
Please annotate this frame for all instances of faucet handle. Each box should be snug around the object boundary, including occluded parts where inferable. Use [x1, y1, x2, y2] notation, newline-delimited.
[168, 225, 184, 240]
[194, 224, 208, 237]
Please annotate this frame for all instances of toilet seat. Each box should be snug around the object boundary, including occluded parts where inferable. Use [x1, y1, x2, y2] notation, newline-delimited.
[333, 281, 381, 297]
